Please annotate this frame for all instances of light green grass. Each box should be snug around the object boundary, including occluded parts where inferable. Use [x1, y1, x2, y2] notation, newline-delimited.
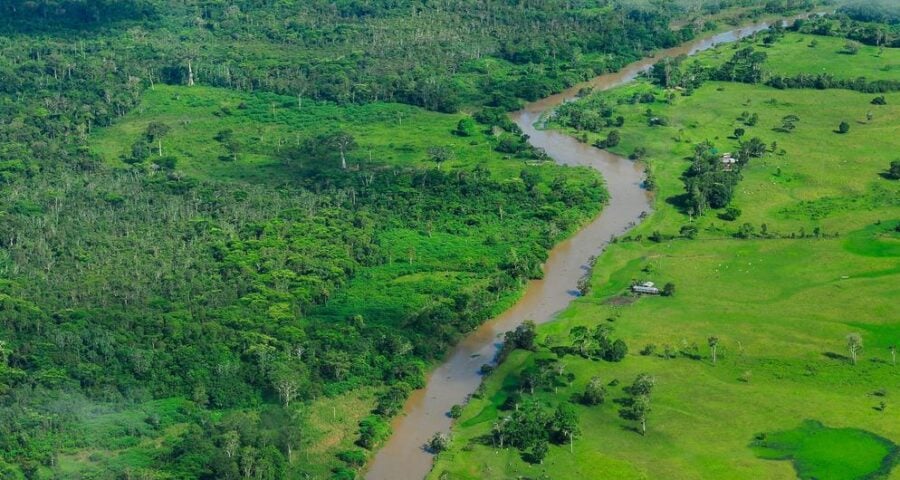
[556, 82, 900, 237]
[687, 32, 900, 82]
[761, 32, 900, 81]
[91, 85, 574, 183]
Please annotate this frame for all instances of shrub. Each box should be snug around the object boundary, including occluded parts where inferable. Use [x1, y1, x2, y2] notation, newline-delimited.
[337, 449, 367, 467]
[427, 432, 451, 453]
[719, 206, 742, 221]
[662, 283, 676, 297]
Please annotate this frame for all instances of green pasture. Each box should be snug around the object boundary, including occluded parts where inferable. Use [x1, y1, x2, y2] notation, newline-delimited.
[692, 32, 900, 82]
[433, 38, 900, 480]
[91, 85, 583, 184]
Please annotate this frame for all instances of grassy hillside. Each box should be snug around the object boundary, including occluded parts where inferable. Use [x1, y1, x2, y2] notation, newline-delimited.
[431, 32, 900, 480]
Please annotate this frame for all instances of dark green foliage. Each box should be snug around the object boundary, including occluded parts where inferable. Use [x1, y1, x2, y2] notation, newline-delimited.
[0, 157, 601, 475]
[649, 36, 900, 94]
[375, 383, 412, 417]
[526, 440, 549, 464]
[662, 283, 677, 297]
[566, 324, 628, 362]
[720, 206, 743, 221]
[548, 404, 580, 445]
[794, 11, 900, 47]
[357, 416, 391, 450]
[838, 121, 851, 134]
[580, 377, 607, 406]
[495, 401, 551, 450]
[683, 141, 743, 215]
[605, 339, 629, 362]
[454, 118, 478, 137]
[619, 373, 655, 435]
[499, 321, 538, 362]
[337, 449, 367, 468]
[427, 433, 451, 453]
[680, 224, 699, 239]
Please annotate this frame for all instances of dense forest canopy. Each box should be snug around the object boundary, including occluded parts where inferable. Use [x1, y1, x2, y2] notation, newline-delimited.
[0, 0, 833, 478]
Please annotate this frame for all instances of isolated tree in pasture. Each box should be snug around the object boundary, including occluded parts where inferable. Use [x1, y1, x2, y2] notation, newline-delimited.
[323, 131, 357, 169]
[838, 121, 850, 134]
[427, 146, 454, 168]
[581, 376, 607, 405]
[627, 373, 655, 397]
[733, 128, 745, 139]
[708, 336, 720, 365]
[455, 117, 477, 137]
[847, 333, 863, 365]
[779, 115, 799, 132]
[145, 121, 170, 156]
[843, 40, 861, 55]
[619, 394, 652, 436]
[549, 404, 580, 452]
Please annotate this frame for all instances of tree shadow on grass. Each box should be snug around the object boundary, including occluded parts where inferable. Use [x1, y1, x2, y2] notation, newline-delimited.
[665, 193, 693, 215]
[822, 351, 850, 362]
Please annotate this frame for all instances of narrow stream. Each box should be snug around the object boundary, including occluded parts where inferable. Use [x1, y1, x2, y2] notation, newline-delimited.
[364, 15, 811, 480]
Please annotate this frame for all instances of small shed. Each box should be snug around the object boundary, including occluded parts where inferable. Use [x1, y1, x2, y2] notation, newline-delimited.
[721, 153, 737, 171]
[632, 281, 660, 295]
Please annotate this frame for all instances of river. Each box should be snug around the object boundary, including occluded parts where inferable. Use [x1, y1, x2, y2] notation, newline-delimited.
[364, 14, 811, 480]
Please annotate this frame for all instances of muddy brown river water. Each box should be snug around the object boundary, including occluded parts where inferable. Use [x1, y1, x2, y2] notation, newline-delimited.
[364, 15, 814, 480]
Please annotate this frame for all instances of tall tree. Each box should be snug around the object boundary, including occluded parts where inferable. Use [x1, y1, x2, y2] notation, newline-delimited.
[847, 333, 863, 365]
[708, 336, 719, 365]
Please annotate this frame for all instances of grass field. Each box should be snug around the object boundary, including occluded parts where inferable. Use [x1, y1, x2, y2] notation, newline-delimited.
[554, 83, 900, 236]
[431, 36, 900, 480]
[91, 85, 557, 183]
[691, 32, 900, 82]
